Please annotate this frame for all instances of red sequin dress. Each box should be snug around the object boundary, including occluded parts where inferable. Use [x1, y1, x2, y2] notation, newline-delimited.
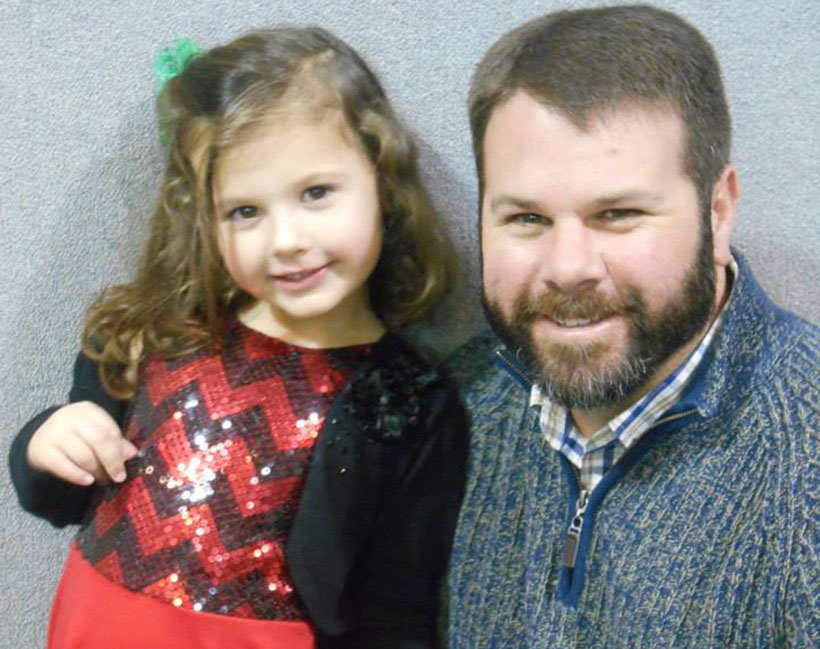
[48, 319, 371, 648]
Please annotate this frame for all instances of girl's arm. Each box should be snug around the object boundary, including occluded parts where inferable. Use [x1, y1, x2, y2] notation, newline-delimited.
[325, 381, 469, 649]
[8, 351, 129, 527]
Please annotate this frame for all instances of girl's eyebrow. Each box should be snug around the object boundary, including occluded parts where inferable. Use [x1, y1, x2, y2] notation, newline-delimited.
[293, 171, 348, 187]
[213, 196, 252, 212]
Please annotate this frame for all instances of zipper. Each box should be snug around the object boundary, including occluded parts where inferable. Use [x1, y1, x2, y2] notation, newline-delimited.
[562, 488, 589, 568]
[653, 409, 697, 427]
[493, 349, 531, 388]
[559, 413, 694, 570]
[556, 408, 700, 603]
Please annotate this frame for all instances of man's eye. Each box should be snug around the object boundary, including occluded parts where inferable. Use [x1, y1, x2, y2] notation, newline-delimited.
[510, 213, 545, 226]
[228, 206, 259, 221]
[303, 185, 330, 202]
[599, 208, 641, 221]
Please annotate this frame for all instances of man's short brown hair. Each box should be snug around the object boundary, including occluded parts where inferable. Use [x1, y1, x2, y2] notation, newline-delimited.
[469, 5, 731, 208]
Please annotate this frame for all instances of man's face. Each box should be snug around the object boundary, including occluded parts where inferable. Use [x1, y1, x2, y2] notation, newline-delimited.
[481, 92, 723, 410]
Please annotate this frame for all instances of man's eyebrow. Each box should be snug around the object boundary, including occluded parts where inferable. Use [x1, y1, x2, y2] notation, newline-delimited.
[489, 190, 663, 213]
[488, 195, 545, 212]
[591, 190, 663, 209]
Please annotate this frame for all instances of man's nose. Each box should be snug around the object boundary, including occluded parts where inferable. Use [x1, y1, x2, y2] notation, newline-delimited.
[540, 221, 606, 293]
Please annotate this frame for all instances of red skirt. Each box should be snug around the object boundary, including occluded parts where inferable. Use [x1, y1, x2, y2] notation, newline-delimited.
[48, 544, 315, 649]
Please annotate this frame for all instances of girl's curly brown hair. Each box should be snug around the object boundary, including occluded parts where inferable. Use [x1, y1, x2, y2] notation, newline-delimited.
[83, 27, 453, 399]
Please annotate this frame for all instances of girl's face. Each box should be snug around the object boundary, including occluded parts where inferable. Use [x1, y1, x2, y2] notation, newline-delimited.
[212, 114, 383, 347]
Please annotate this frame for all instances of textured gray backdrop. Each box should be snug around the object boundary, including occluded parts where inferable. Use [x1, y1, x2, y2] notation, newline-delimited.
[2, 1, 818, 646]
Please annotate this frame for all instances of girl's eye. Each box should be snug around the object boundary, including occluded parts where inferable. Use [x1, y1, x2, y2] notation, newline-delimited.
[302, 185, 330, 202]
[228, 206, 259, 221]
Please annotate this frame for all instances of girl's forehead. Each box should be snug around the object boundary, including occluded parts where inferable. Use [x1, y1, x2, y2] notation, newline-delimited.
[219, 109, 355, 162]
[211, 112, 367, 192]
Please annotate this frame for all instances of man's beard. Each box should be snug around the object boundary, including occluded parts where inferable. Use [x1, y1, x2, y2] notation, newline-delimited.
[483, 227, 716, 410]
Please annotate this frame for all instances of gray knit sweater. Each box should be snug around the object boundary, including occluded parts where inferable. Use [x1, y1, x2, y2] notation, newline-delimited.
[445, 254, 819, 649]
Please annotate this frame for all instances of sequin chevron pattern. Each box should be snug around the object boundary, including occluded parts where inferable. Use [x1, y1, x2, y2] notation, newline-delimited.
[75, 319, 370, 619]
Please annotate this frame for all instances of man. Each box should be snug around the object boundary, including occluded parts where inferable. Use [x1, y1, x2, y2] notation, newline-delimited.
[446, 6, 818, 648]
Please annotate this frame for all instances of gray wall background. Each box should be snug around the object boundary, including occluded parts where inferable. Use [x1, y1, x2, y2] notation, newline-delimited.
[1, 0, 817, 646]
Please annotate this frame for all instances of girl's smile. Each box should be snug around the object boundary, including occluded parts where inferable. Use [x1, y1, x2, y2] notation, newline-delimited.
[270, 263, 333, 292]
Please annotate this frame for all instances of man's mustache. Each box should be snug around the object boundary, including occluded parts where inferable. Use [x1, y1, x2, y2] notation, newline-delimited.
[519, 289, 638, 323]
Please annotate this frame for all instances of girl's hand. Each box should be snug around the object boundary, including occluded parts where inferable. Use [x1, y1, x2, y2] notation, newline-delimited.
[26, 402, 139, 486]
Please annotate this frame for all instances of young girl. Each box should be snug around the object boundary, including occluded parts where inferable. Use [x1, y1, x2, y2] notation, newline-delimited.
[9, 27, 466, 649]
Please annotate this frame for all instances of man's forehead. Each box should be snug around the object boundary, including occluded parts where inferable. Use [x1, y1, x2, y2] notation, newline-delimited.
[481, 92, 689, 191]
[486, 90, 684, 140]
[479, 92, 693, 213]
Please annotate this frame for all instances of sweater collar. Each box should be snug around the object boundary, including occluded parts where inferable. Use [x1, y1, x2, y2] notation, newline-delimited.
[678, 249, 776, 421]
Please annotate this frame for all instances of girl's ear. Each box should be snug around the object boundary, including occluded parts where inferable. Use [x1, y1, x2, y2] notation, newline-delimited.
[709, 165, 738, 268]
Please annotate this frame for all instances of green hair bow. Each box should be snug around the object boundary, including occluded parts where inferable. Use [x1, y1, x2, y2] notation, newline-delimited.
[153, 37, 202, 95]
[153, 37, 201, 145]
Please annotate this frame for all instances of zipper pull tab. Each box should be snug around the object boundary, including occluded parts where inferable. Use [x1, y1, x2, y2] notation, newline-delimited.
[562, 489, 589, 569]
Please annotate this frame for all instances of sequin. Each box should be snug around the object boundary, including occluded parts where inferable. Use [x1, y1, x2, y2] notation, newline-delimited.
[75, 317, 369, 621]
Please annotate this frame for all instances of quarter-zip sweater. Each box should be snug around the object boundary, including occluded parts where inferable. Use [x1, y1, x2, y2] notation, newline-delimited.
[445, 253, 819, 649]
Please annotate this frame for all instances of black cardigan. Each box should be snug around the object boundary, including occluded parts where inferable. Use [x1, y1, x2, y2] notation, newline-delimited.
[9, 332, 468, 649]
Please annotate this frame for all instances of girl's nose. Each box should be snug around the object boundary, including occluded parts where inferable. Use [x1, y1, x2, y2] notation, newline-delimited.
[267, 213, 308, 257]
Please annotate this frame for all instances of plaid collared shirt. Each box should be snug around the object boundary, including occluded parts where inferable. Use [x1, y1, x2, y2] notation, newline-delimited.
[530, 260, 737, 491]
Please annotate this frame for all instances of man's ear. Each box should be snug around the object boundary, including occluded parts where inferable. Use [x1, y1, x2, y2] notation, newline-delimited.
[710, 165, 739, 267]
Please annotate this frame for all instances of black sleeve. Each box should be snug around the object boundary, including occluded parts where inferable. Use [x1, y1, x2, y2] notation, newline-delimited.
[319, 382, 468, 649]
[8, 351, 128, 527]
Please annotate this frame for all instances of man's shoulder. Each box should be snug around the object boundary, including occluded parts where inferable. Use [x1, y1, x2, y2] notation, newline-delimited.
[748, 299, 819, 388]
[723, 295, 819, 448]
[766, 314, 820, 413]
[779, 311, 820, 364]
[723, 255, 819, 387]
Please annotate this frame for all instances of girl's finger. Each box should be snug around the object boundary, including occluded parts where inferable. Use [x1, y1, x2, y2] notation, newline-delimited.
[80, 429, 132, 484]
[58, 434, 107, 481]
[45, 448, 96, 486]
